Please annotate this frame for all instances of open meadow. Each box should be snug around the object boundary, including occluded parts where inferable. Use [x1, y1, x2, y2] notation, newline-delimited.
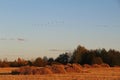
[0, 67, 120, 80]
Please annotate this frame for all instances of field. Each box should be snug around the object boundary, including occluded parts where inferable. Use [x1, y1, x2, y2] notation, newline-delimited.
[0, 67, 120, 80]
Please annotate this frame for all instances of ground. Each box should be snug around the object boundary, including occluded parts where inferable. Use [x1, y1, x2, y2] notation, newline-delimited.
[0, 67, 120, 80]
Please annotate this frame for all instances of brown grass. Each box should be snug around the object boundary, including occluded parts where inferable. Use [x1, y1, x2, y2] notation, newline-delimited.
[50, 64, 66, 74]
[0, 67, 120, 80]
[92, 64, 101, 68]
[65, 64, 75, 73]
[83, 64, 91, 68]
[0, 64, 120, 80]
[71, 64, 82, 73]
[100, 63, 110, 67]
[10, 64, 111, 75]
[0, 67, 18, 74]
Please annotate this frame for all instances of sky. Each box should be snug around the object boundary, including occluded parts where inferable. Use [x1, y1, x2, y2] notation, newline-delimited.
[0, 0, 120, 60]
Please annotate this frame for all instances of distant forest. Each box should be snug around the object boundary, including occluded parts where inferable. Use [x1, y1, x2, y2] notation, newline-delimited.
[0, 45, 120, 67]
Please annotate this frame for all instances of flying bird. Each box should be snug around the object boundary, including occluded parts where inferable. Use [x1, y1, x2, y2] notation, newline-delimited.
[0, 38, 7, 40]
[17, 38, 25, 41]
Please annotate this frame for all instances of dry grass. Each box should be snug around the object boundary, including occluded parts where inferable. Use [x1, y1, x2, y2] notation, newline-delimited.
[83, 64, 91, 68]
[0, 66, 120, 80]
[50, 64, 67, 74]
[0, 67, 18, 74]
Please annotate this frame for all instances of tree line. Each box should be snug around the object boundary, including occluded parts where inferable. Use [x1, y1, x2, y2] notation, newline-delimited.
[0, 45, 120, 67]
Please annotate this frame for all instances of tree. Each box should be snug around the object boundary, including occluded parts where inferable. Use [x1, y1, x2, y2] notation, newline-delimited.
[17, 58, 27, 67]
[27, 60, 33, 66]
[0, 58, 10, 67]
[92, 57, 103, 64]
[81, 51, 93, 65]
[47, 58, 54, 65]
[55, 53, 70, 64]
[71, 45, 88, 64]
[33, 57, 46, 67]
[43, 56, 48, 62]
[107, 49, 120, 66]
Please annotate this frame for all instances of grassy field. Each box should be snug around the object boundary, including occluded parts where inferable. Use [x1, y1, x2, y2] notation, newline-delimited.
[0, 67, 120, 80]
[0, 67, 18, 75]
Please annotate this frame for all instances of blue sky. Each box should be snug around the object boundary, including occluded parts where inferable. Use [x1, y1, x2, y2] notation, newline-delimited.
[0, 0, 120, 60]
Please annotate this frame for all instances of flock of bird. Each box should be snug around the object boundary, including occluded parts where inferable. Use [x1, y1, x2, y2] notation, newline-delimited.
[32, 20, 64, 27]
[0, 38, 25, 42]
[0, 21, 65, 42]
